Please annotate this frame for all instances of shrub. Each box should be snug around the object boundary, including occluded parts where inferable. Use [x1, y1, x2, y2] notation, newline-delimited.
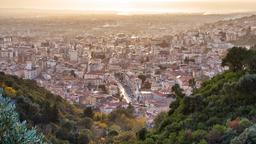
[231, 124, 256, 144]
[0, 96, 46, 143]
[136, 128, 147, 141]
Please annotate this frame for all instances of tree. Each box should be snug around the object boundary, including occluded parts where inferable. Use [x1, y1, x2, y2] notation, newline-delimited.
[79, 117, 93, 129]
[138, 75, 147, 84]
[62, 121, 75, 131]
[77, 132, 90, 144]
[184, 57, 190, 64]
[56, 128, 70, 142]
[99, 85, 107, 93]
[136, 128, 147, 141]
[153, 112, 167, 130]
[189, 78, 196, 91]
[199, 139, 207, 144]
[70, 70, 76, 78]
[0, 96, 46, 143]
[15, 96, 40, 124]
[207, 125, 227, 144]
[192, 130, 207, 142]
[222, 47, 250, 72]
[115, 131, 136, 143]
[142, 81, 151, 90]
[246, 55, 256, 73]
[4, 86, 16, 97]
[239, 118, 253, 131]
[231, 124, 256, 144]
[172, 84, 185, 98]
[144, 138, 155, 144]
[168, 84, 186, 115]
[108, 130, 119, 137]
[83, 107, 94, 118]
[127, 103, 135, 117]
[177, 129, 192, 144]
[43, 104, 59, 123]
[237, 74, 256, 103]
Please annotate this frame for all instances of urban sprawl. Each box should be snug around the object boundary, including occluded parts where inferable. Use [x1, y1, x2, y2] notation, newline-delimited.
[0, 15, 256, 126]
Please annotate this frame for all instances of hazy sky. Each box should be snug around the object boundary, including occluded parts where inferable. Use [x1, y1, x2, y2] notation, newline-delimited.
[1, 0, 256, 13]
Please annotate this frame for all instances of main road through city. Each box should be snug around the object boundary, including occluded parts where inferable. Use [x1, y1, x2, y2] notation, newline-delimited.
[110, 73, 135, 103]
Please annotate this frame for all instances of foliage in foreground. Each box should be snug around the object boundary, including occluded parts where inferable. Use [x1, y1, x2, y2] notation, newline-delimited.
[136, 47, 256, 144]
[0, 95, 47, 144]
[0, 72, 93, 144]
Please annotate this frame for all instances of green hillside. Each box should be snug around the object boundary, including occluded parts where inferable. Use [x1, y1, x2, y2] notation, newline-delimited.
[0, 72, 92, 144]
[136, 47, 256, 144]
[0, 72, 145, 144]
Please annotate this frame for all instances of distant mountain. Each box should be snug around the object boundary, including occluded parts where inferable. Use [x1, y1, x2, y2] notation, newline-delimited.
[0, 8, 255, 18]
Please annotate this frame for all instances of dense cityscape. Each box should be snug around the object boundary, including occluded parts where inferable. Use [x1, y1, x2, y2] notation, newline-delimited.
[1, 13, 256, 126]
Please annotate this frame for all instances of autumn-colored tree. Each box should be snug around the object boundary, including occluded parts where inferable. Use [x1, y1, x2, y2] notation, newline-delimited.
[227, 118, 240, 130]
[0, 82, 5, 87]
[4, 86, 16, 97]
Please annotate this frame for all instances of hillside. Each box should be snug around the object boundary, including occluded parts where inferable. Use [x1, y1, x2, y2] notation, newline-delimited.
[135, 47, 256, 144]
[0, 72, 91, 143]
[0, 72, 145, 144]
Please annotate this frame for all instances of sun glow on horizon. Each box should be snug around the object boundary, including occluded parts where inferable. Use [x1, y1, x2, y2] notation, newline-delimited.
[0, 0, 256, 14]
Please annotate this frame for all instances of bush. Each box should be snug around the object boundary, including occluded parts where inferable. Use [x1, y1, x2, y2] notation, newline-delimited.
[83, 107, 94, 118]
[192, 129, 207, 142]
[153, 112, 167, 130]
[4, 86, 16, 97]
[246, 55, 256, 73]
[79, 117, 93, 129]
[207, 125, 227, 144]
[0, 96, 46, 143]
[108, 130, 119, 137]
[239, 118, 253, 132]
[238, 74, 256, 96]
[136, 128, 147, 141]
[144, 138, 155, 144]
[231, 124, 256, 144]
[77, 132, 90, 144]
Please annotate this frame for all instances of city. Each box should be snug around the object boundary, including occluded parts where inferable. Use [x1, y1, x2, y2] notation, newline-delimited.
[1, 14, 255, 124]
[0, 0, 256, 143]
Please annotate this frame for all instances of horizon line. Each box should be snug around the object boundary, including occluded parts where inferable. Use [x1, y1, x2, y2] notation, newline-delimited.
[1, 8, 256, 15]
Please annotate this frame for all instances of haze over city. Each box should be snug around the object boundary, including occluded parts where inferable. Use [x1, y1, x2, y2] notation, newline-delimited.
[1, 0, 256, 14]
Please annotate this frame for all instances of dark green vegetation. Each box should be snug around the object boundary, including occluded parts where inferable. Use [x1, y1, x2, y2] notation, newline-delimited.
[0, 96, 46, 144]
[136, 47, 256, 144]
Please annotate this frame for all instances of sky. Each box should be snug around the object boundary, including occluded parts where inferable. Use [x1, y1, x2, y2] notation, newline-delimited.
[1, 0, 256, 14]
